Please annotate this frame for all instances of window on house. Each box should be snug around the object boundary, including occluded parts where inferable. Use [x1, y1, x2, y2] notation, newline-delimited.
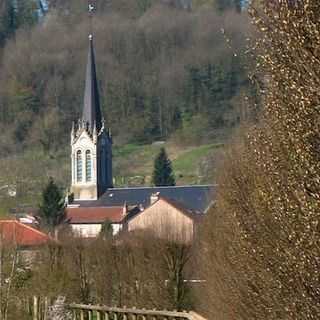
[86, 150, 92, 182]
[76, 150, 82, 182]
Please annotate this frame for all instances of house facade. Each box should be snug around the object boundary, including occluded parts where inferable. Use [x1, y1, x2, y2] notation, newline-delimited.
[66, 206, 139, 237]
[126, 196, 203, 242]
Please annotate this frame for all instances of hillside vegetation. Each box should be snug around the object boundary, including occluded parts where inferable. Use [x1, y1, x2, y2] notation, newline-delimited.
[113, 142, 223, 186]
[0, 0, 253, 210]
[0, 0, 253, 152]
[0, 141, 223, 213]
[199, 1, 320, 318]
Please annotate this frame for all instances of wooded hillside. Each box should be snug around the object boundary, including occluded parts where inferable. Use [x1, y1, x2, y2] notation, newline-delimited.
[0, 0, 253, 155]
[0, 0, 254, 210]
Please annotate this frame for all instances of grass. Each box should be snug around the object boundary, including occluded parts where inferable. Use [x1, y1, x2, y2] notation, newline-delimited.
[173, 143, 223, 173]
[0, 141, 224, 213]
[113, 142, 224, 186]
[113, 144, 144, 158]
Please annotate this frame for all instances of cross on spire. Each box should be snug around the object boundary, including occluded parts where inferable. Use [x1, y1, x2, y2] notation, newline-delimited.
[88, 3, 94, 12]
[88, 2, 95, 39]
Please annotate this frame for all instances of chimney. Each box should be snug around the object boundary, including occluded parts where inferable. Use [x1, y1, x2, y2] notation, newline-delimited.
[150, 192, 160, 205]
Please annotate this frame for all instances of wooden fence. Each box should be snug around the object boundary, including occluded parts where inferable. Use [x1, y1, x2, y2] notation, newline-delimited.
[69, 304, 207, 320]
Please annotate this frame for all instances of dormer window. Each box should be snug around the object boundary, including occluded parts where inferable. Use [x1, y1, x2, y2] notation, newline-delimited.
[86, 150, 92, 182]
[76, 150, 82, 182]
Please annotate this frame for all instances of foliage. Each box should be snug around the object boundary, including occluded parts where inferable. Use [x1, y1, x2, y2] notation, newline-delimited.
[198, 1, 320, 319]
[152, 147, 176, 186]
[0, 231, 33, 320]
[172, 143, 224, 185]
[39, 177, 66, 230]
[30, 232, 193, 311]
[0, 0, 37, 46]
[0, 1, 253, 153]
[99, 220, 114, 240]
[0, 142, 220, 214]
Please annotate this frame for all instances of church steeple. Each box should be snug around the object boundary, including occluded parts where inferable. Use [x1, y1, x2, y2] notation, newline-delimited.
[82, 35, 102, 132]
[70, 3, 113, 201]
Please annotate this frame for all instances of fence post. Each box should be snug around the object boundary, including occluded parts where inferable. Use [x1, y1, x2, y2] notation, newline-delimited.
[72, 309, 77, 320]
[80, 309, 85, 320]
[33, 296, 39, 320]
[104, 312, 109, 320]
[43, 297, 49, 320]
[188, 312, 208, 320]
[96, 310, 101, 320]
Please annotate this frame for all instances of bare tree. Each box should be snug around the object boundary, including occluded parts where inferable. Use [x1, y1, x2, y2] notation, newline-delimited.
[198, 1, 320, 319]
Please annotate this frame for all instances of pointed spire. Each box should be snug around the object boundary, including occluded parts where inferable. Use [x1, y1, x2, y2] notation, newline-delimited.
[82, 35, 102, 132]
[71, 121, 75, 143]
[93, 120, 97, 143]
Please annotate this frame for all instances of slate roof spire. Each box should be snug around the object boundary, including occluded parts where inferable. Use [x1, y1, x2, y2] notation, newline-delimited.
[82, 34, 102, 132]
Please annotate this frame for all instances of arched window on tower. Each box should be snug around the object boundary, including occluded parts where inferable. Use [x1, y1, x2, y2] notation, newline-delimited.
[101, 148, 106, 184]
[76, 150, 83, 182]
[86, 150, 92, 182]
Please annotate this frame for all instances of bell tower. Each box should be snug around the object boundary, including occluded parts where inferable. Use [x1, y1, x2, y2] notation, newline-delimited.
[70, 19, 112, 201]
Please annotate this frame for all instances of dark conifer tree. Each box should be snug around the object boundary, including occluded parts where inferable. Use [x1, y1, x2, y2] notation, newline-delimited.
[0, 0, 37, 46]
[39, 177, 66, 230]
[99, 219, 113, 240]
[152, 147, 176, 186]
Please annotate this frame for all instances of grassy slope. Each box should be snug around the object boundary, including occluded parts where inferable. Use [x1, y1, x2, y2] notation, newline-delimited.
[173, 143, 223, 183]
[0, 142, 223, 214]
[113, 142, 223, 186]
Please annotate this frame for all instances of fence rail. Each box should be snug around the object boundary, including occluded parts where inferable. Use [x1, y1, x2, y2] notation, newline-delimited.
[69, 304, 207, 320]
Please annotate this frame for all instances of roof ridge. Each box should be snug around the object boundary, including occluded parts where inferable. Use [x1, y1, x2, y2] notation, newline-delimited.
[0, 220, 51, 239]
[158, 196, 196, 216]
[109, 184, 217, 191]
[68, 206, 123, 208]
[125, 196, 196, 223]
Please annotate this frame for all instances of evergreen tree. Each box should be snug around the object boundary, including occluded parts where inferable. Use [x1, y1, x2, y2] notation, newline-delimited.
[0, 0, 16, 45]
[99, 219, 114, 240]
[234, 0, 242, 12]
[0, 0, 37, 46]
[39, 177, 65, 230]
[152, 147, 175, 186]
[16, 0, 38, 28]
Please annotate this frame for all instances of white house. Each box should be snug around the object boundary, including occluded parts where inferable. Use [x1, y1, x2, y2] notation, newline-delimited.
[66, 206, 125, 237]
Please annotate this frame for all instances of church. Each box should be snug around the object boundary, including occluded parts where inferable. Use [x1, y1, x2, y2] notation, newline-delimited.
[66, 32, 215, 239]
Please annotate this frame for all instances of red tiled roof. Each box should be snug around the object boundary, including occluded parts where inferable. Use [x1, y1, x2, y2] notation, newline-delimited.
[0, 220, 51, 247]
[66, 207, 124, 224]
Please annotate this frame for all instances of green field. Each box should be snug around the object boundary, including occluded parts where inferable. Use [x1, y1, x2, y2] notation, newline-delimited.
[0, 142, 223, 213]
[113, 142, 223, 186]
[173, 143, 223, 172]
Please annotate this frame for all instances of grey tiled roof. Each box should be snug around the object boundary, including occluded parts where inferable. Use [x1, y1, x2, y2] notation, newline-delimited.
[73, 185, 216, 213]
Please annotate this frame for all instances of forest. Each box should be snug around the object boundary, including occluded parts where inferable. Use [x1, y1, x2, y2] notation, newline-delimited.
[0, 1, 319, 319]
[0, 0, 254, 208]
[0, 0, 252, 151]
